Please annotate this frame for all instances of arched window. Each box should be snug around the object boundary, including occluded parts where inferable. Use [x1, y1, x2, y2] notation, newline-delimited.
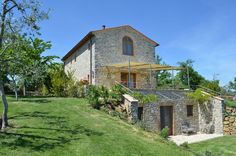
[122, 36, 133, 55]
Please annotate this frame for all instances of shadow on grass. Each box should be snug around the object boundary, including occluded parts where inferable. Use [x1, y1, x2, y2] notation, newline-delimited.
[20, 99, 51, 103]
[1, 111, 103, 153]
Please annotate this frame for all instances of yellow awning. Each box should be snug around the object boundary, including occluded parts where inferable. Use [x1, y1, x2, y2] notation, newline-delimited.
[105, 62, 183, 71]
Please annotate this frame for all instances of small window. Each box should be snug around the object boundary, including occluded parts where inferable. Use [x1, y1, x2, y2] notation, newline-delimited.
[187, 105, 193, 117]
[138, 107, 143, 120]
[122, 36, 133, 55]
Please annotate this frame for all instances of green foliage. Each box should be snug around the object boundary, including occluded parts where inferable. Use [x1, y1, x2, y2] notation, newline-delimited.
[202, 80, 221, 92]
[132, 92, 157, 105]
[66, 71, 85, 97]
[188, 89, 210, 104]
[229, 77, 236, 92]
[42, 64, 85, 98]
[160, 127, 169, 139]
[87, 85, 101, 109]
[177, 59, 205, 90]
[49, 64, 67, 97]
[225, 100, 236, 108]
[99, 86, 109, 104]
[109, 84, 127, 106]
[155, 54, 173, 88]
[87, 84, 128, 109]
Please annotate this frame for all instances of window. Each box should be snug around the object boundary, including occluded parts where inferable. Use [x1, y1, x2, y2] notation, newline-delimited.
[122, 36, 133, 55]
[187, 105, 193, 117]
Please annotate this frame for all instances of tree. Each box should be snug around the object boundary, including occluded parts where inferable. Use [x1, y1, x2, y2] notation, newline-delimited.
[0, 0, 49, 129]
[229, 77, 236, 92]
[155, 54, 172, 88]
[177, 59, 205, 90]
[202, 80, 221, 92]
[19, 38, 54, 96]
[7, 37, 54, 100]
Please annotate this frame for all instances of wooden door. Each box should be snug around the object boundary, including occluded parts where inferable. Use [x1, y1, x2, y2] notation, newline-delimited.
[121, 72, 136, 88]
[160, 106, 173, 135]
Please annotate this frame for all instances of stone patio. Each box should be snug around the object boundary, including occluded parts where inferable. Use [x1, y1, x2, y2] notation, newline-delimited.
[168, 133, 223, 145]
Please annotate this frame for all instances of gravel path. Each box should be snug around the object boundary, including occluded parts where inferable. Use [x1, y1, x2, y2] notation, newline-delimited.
[169, 133, 223, 145]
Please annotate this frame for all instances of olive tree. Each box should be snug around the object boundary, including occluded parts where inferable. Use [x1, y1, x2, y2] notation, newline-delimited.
[0, 0, 49, 129]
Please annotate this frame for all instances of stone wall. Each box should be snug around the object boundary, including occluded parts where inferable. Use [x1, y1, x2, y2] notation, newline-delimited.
[123, 94, 138, 122]
[143, 99, 199, 135]
[125, 93, 224, 135]
[224, 107, 236, 135]
[94, 26, 156, 88]
[64, 37, 96, 84]
[198, 97, 224, 134]
[95, 68, 155, 89]
[64, 26, 157, 88]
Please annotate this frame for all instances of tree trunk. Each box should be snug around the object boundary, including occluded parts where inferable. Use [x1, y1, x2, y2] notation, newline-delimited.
[23, 84, 26, 96]
[14, 86, 18, 101]
[0, 0, 8, 129]
[0, 77, 8, 129]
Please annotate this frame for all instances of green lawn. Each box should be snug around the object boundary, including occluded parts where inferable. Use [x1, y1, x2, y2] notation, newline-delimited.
[189, 136, 236, 156]
[0, 96, 192, 156]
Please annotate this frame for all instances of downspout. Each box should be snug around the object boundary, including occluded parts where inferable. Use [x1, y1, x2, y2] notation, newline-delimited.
[89, 39, 93, 85]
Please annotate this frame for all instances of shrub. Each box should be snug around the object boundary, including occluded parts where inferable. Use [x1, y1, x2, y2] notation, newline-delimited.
[87, 85, 101, 109]
[99, 86, 109, 104]
[132, 92, 157, 106]
[187, 88, 209, 104]
[160, 127, 169, 139]
[109, 84, 128, 106]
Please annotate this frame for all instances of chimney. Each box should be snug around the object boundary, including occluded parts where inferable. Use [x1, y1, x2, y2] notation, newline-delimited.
[102, 25, 106, 30]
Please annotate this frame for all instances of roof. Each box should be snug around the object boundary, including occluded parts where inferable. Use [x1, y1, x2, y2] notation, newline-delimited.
[62, 25, 159, 61]
[105, 62, 183, 71]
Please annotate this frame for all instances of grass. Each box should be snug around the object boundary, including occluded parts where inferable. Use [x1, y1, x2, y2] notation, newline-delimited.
[225, 100, 236, 108]
[189, 136, 236, 156]
[0, 96, 192, 156]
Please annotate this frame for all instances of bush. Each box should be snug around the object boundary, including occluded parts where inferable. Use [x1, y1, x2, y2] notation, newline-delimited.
[99, 86, 109, 104]
[187, 88, 209, 104]
[109, 84, 128, 106]
[132, 92, 157, 106]
[87, 85, 101, 109]
[160, 127, 169, 139]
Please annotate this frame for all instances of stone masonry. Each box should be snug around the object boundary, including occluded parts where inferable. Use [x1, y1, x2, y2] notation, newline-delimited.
[63, 25, 157, 88]
[125, 93, 224, 135]
[224, 106, 236, 135]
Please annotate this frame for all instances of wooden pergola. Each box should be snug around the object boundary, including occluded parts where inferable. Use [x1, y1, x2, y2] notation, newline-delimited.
[104, 59, 183, 89]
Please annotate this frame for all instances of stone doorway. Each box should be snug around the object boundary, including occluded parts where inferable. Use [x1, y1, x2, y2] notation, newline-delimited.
[160, 106, 173, 135]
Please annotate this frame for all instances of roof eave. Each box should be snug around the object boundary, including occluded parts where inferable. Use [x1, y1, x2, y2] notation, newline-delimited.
[62, 32, 94, 61]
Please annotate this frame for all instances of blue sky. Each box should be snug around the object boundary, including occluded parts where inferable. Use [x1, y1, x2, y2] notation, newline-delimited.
[40, 0, 236, 86]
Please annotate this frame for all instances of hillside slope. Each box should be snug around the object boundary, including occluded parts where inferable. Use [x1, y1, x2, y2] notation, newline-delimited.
[0, 97, 192, 156]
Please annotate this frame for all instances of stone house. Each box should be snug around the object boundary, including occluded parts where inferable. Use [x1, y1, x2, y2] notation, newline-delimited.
[62, 25, 167, 89]
[124, 91, 224, 135]
[62, 25, 224, 135]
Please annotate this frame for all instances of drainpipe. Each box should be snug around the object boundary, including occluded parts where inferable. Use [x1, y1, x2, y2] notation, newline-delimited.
[89, 39, 93, 85]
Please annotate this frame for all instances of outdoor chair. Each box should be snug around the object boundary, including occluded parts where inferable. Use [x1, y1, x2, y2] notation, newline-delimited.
[181, 122, 196, 135]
